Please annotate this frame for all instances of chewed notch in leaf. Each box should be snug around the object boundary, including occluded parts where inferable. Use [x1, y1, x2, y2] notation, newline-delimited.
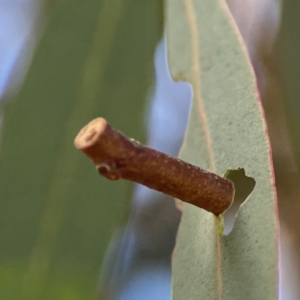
[223, 168, 255, 235]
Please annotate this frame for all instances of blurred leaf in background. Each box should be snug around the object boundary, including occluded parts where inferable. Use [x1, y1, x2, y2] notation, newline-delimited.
[277, 0, 300, 297]
[0, 0, 163, 299]
[279, 0, 300, 171]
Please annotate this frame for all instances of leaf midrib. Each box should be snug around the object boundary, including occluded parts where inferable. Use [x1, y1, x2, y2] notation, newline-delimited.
[182, 0, 222, 298]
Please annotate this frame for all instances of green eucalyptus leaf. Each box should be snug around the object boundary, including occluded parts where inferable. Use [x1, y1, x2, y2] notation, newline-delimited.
[166, 0, 279, 299]
[0, 1, 162, 299]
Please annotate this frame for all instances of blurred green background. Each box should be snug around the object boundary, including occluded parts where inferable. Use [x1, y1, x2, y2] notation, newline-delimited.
[0, 1, 163, 299]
